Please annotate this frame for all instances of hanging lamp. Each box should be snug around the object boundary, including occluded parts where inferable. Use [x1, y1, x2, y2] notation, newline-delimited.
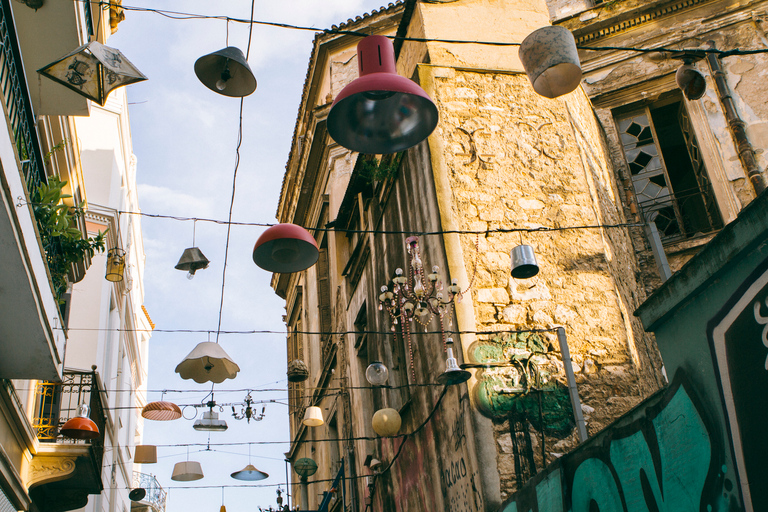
[195, 47, 256, 97]
[171, 461, 204, 481]
[38, 41, 146, 106]
[519, 26, 582, 99]
[231, 445, 269, 480]
[60, 404, 99, 440]
[437, 341, 471, 386]
[510, 244, 539, 279]
[134, 445, 158, 464]
[128, 488, 146, 502]
[253, 224, 319, 274]
[105, 247, 126, 282]
[302, 406, 324, 427]
[193, 408, 228, 432]
[365, 362, 389, 386]
[141, 401, 182, 421]
[175, 342, 240, 383]
[327, 35, 439, 154]
[675, 58, 707, 100]
[287, 359, 309, 382]
[175, 247, 210, 279]
[293, 458, 318, 478]
[372, 408, 401, 437]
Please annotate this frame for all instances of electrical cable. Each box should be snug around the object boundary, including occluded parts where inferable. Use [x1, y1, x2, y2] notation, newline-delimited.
[56, 326, 561, 336]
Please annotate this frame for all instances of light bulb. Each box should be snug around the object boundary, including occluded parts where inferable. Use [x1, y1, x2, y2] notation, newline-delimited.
[216, 79, 227, 91]
[187, 270, 195, 280]
[366, 362, 389, 386]
[381, 285, 388, 293]
[413, 280, 425, 297]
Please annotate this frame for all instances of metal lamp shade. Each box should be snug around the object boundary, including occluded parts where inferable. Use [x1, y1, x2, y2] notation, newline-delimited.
[134, 445, 158, 464]
[171, 461, 204, 481]
[194, 47, 256, 97]
[519, 26, 582, 99]
[175, 342, 240, 384]
[437, 348, 471, 386]
[141, 401, 182, 421]
[302, 406, 324, 427]
[38, 41, 146, 106]
[174, 247, 210, 274]
[128, 488, 146, 502]
[105, 247, 126, 282]
[60, 404, 99, 440]
[293, 457, 318, 478]
[193, 410, 228, 432]
[327, 35, 438, 154]
[230, 464, 269, 481]
[253, 224, 319, 273]
[287, 359, 309, 382]
[510, 244, 539, 279]
[372, 408, 401, 437]
[676, 64, 706, 100]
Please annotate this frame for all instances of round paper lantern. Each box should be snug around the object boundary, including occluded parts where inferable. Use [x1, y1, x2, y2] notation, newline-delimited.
[372, 408, 401, 437]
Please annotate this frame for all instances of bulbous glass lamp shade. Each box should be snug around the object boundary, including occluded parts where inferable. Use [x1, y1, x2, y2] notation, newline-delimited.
[141, 401, 182, 421]
[194, 46, 256, 97]
[253, 224, 319, 273]
[175, 342, 240, 384]
[519, 26, 582, 99]
[171, 461, 204, 481]
[372, 408, 401, 437]
[60, 404, 99, 440]
[327, 35, 438, 154]
[231, 464, 269, 481]
[365, 362, 389, 385]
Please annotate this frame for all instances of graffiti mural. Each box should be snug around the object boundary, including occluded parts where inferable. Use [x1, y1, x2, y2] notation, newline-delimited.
[498, 371, 741, 512]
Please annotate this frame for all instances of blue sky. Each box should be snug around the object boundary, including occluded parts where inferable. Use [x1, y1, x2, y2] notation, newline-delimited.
[108, 2, 393, 510]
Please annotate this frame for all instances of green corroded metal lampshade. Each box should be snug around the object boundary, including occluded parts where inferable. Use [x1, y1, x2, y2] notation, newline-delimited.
[38, 41, 146, 106]
[293, 458, 318, 478]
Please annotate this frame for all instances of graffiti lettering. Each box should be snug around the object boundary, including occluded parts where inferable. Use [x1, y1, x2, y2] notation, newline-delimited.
[499, 373, 733, 512]
[443, 457, 468, 489]
[450, 416, 467, 452]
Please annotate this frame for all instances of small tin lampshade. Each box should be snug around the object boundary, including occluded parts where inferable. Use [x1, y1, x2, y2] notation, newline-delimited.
[519, 26, 582, 99]
[372, 408, 401, 437]
[302, 406, 324, 427]
[194, 46, 256, 98]
[134, 445, 157, 464]
[171, 461, 204, 481]
[253, 224, 319, 274]
[60, 404, 99, 440]
[510, 245, 539, 279]
[105, 247, 126, 282]
[141, 401, 182, 421]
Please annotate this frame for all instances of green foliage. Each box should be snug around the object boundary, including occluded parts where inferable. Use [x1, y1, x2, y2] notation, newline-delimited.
[359, 152, 403, 183]
[31, 177, 107, 301]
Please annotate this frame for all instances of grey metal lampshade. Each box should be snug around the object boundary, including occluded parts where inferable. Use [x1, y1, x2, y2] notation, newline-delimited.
[174, 247, 210, 276]
[510, 245, 539, 279]
[437, 347, 471, 386]
[519, 26, 582, 99]
[193, 410, 228, 432]
[194, 47, 256, 97]
[230, 464, 269, 481]
[676, 63, 706, 100]
[38, 41, 146, 106]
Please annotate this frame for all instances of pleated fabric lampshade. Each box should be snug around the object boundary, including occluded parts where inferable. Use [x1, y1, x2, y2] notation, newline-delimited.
[175, 342, 240, 384]
[141, 401, 182, 421]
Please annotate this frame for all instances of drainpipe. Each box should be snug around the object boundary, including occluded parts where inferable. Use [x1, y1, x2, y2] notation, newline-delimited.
[706, 45, 767, 196]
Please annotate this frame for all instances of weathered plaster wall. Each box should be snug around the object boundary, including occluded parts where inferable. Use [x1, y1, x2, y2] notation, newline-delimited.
[424, 66, 663, 496]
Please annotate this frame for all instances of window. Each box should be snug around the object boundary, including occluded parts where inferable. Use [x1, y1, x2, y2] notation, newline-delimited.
[616, 97, 723, 243]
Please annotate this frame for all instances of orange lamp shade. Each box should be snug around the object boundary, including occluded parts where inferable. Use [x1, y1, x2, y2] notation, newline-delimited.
[60, 405, 99, 440]
[141, 401, 182, 421]
[252, 224, 319, 274]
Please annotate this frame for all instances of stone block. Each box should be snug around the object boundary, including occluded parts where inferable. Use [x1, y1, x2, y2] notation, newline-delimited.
[477, 288, 509, 303]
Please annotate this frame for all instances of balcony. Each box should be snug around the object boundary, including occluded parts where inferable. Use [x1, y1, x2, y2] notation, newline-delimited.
[131, 472, 167, 512]
[29, 370, 106, 512]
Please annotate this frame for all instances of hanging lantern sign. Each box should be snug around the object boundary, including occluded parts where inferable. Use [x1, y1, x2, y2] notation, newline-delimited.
[38, 41, 147, 106]
[105, 247, 126, 282]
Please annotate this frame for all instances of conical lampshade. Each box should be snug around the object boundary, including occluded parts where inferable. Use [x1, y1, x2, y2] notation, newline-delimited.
[230, 464, 269, 481]
[253, 224, 319, 274]
[38, 41, 146, 106]
[437, 347, 471, 385]
[175, 247, 210, 275]
[171, 461, 204, 481]
[302, 406, 324, 427]
[519, 26, 582, 99]
[327, 35, 438, 154]
[194, 47, 257, 97]
[141, 401, 182, 421]
[60, 404, 99, 440]
[175, 342, 240, 384]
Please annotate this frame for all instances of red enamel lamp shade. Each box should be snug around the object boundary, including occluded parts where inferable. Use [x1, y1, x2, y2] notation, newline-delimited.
[327, 35, 438, 154]
[253, 223, 319, 274]
[60, 405, 99, 440]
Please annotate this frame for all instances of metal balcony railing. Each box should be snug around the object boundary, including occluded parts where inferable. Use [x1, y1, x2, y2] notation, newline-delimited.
[132, 472, 167, 512]
[32, 370, 106, 463]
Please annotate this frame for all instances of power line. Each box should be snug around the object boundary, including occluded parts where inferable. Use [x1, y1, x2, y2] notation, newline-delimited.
[57, 326, 561, 336]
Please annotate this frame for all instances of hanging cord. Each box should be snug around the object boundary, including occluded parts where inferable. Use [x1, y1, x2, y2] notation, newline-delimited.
[192, 219, 197, 246]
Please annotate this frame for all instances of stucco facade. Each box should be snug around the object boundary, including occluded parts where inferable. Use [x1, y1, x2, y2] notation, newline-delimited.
[274, 0, 768, 511]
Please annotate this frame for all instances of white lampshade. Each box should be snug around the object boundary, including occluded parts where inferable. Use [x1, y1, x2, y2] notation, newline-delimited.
[171, 461, 204, 481]
[302, 406, 324, 427]
[175, 342, 240, 384]
[519, 26, 582, 99]
[372, 408, 402, 437]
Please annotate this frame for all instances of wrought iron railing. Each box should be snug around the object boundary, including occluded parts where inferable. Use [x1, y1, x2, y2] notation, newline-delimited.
[637, 185, 723, 244]
[132, 472, 167, 512]
[32, 370, 106, 464]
